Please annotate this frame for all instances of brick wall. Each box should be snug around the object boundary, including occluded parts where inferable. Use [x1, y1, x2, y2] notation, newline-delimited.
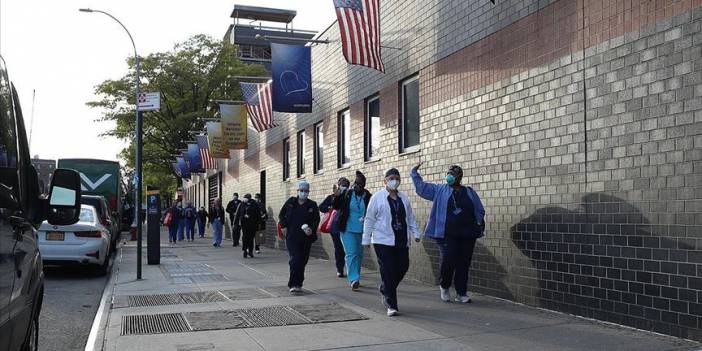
[184, 0, 702, 340]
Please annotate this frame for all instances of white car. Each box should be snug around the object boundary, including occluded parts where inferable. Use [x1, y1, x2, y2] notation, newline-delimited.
[38, 204, 112, 275]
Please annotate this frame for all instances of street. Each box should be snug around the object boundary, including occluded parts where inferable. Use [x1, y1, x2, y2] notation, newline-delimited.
[39, 257, 112, 351]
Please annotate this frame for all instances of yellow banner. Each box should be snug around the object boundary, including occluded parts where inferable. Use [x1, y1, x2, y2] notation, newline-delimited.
[206, 122, 228, 159]
[220, 104, 248, 150]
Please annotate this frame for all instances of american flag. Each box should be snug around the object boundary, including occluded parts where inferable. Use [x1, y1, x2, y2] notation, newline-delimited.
[240, 81, 276, 133]
[196, 135, 216, 169]
[333, 0, 384, 72]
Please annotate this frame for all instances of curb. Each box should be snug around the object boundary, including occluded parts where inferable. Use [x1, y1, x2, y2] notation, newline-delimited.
[84, 242, 122, 351]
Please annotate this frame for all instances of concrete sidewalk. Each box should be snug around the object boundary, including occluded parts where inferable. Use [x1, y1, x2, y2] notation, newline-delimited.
[92, 230, 702, 351]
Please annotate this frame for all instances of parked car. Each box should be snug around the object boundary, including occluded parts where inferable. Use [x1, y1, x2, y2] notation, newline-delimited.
[38, 204, 112, 275]
[81, 194, 118, 251]
[0, 54, 82, 351]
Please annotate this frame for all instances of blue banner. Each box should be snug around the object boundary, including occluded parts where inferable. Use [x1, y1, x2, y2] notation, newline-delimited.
[186, 143, 203, 173]
[271, 43, 312, 113]
[176, 156, 190, 179]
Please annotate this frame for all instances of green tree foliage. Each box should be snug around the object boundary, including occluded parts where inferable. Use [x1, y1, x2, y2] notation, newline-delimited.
[88, 34, 267, 194]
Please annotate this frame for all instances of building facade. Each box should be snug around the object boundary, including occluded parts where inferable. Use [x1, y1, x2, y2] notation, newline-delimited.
[185, 0, 702, 340]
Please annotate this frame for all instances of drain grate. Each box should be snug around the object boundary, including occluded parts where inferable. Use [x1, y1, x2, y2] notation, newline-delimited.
[219, 288, 273, 300]
[291, 303, 367, 323]
[128, 294, 182, 307]
[121, 313, 191, 335]
[178, 291, 227, 304]
[239, 306, 310, 327]
[185, 310, 249, 331]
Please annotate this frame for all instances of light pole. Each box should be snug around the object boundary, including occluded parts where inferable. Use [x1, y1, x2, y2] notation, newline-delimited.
[80, 8, 143, 280]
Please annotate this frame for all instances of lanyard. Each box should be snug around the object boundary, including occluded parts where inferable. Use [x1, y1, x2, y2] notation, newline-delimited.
[390, 197, 403, 225]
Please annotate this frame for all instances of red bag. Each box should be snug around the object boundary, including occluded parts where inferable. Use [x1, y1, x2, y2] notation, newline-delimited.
[319, 210, 337, 234]
[277, 222, 284, 239]
[163, 211, 173, 226]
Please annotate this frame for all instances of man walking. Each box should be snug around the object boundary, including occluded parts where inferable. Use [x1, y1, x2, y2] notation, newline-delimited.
[278, 181, 320, 293]
[411, 162, 485, 303]
[254, 193, 267, 254]
[183, 202, 197, 242]
[197, 206, 208, 238]
[175, 201, 185, 242]
[236, 194, 261, 258]
[226, 193, 242, 246]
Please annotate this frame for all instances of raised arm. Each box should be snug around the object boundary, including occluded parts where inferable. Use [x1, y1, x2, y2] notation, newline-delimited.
[410, 162, 438, 201]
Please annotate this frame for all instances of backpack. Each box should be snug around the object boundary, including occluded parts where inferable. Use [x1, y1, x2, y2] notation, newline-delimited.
[185, 208, 194, 219]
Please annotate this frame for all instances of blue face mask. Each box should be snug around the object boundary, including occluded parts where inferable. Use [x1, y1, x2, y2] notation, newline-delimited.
[298, 191, 309, 200]
[446, 174, 456, 185]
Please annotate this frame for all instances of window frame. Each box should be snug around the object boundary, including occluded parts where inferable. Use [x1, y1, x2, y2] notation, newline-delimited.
[282, 137, 290, 181]
[399, 74, 420, 154]
[337, 109, 351, 169]
[296, 129, 305, 178]
[313, 122, 324, 174]
[364, 94, 381, 162]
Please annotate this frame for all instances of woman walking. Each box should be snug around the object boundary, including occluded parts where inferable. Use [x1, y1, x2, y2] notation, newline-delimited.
[333, 171, 371, 290]
[165, 203, 180, 243]
[209, 198, 226, 247]
[411, 162, 485, 303]
[319, 177, 350, 278]
[278, 181, 320, 293]
[363, 168, 420, 316]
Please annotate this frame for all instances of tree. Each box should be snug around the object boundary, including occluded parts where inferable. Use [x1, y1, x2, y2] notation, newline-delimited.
[88, 34, 267, 194]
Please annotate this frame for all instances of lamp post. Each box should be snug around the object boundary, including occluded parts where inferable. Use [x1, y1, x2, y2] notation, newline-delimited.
[80, 8, 143, 280]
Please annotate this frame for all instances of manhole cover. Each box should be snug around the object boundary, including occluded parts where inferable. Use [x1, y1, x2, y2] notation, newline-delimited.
[238, 306, 309, 327]
[291, 303, 367, 323]
[121, 313, 190, 335]
[185, 310, 249, 331]
[219, 288, 273, 300]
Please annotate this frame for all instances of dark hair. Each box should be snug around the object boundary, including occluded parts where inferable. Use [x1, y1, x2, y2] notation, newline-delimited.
[338, 177, 350, 186]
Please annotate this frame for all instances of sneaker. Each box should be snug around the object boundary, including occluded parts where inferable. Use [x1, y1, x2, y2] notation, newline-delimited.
[455, 295, 472, 303]
[387, 308, 398, 317]
[440, 287, 451, 302]
[337, 272, 346, 278]
[351, 280, 360, 291]
[289, 286, 303, 293]
[256, 250, 261, 254]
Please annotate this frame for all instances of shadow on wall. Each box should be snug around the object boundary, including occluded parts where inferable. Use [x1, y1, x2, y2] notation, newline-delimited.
[511, 193, 701, 339]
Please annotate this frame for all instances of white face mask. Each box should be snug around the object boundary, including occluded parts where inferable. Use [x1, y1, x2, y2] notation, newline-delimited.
[242, 198, 249, 203]
[386, 180, 400, 190]
[338, 186, 348, 192]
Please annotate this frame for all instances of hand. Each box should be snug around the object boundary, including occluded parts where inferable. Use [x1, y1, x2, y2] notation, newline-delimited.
[304, 227, 313, 236]
[281, 227, 288, 236]
[413, 161, 424, 171]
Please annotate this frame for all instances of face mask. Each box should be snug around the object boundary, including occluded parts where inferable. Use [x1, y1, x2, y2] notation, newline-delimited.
[353, 184, 364, 194]
[387, 180, 400, 190]
[242, 198, 249, 203]
[298, 192, 309, 200]
[446, 174, 456, 185]
[338, 186, 348, 193]
[233, 196, 238, 201]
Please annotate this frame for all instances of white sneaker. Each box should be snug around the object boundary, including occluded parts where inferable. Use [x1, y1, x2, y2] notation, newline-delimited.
[455, 294, 472, 303]
[440, 287, 451, 302]
[289, 287, 302, 293]
[387, 308, 398, 317]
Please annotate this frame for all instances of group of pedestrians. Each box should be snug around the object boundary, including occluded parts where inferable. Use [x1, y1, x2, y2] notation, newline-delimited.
[278, 163, 485, 317]
[210, 193, 267, 256]
[164, 202, 209, 243]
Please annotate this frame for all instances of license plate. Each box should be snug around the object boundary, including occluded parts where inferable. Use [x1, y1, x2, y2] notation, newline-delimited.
[46, 232, 65, 241]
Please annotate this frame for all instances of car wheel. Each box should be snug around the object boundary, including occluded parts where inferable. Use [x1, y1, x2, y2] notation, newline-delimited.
[21, 307, 39, 351]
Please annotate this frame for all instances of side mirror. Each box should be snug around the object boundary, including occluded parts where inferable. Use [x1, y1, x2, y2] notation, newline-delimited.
[47, 168, 82, 225]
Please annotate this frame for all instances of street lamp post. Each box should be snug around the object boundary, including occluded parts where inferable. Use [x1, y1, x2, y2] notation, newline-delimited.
[80, 8, 144, 279]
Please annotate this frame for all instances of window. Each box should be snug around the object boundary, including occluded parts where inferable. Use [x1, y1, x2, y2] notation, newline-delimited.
[296, 130, 305, 178]
[365, 95, 380, 161]
[337, 109, 351, 168]
[0, 60, 17, 170]
[313, 122, 324, 173]
[400, 75, 420, 152]
[283, 138, 290, 180]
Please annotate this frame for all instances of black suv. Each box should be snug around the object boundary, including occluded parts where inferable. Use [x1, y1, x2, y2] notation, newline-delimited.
[0, 56, 82, 350]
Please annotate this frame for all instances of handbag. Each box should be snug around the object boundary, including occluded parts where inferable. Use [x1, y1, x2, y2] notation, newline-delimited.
[163, 211, 173, 226]
[318, 210, 337, 234]
[277, 222, 284, 240]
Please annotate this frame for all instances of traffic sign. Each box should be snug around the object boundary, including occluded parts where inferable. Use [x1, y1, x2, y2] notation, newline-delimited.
[137, 92, 160, 111]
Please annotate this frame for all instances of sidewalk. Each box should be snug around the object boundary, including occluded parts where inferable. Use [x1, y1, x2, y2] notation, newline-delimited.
[93, 229, 702, 351]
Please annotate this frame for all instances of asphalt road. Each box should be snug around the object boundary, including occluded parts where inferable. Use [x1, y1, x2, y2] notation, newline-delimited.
[38, 257, 112, 351]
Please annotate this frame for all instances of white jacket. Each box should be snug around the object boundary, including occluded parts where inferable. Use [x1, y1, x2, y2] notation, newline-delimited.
[362, 188, 420, 247]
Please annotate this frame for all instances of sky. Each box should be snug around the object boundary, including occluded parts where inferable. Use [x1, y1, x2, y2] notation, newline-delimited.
[0, 0, 335, 163]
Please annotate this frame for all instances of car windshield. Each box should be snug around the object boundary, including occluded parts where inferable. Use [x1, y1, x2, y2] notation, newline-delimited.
[79, 208, 95, 223]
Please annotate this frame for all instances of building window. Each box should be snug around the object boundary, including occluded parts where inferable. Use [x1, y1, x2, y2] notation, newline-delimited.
[282, 137, 290, 181]
[400, 75, 420, 152]
[337, 109, 351, 168]
[296, 130, 305, 178]
[313, 122, 324, 174]
[365, 95, 380, 161]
